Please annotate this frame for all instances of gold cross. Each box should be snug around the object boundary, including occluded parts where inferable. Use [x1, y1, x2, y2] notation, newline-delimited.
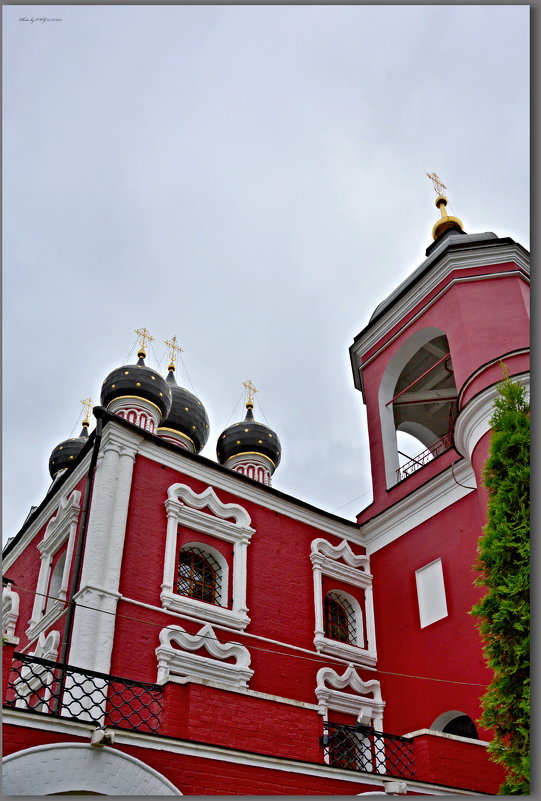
[164, 335, 184, 369]
[134, 327, 155, 356]
[426, 172, 447, 196]
[243, 379, 257, 406]
[80, 398, 93, 426]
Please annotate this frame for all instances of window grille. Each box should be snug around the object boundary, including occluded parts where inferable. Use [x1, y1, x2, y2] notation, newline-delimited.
[177, 547, 223, 606]
[325, 591, 357, 645]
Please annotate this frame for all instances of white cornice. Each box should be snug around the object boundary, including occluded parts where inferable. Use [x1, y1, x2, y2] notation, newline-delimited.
[454, 373, 530, 460]
[361, 460, 477, 555]
[3, 711, 481, 794]
[138, 439, 363, 543]
[351, 244, 529, 366]
[3, 453, 92, 570]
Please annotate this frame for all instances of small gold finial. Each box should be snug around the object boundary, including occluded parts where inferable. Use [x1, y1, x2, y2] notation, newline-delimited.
[426, 172, 464, 240]
[81, 398, 93, 427]
[135, 327, 154, 358]
[164, 336, 184, 372]
[242, 379, 257, 409]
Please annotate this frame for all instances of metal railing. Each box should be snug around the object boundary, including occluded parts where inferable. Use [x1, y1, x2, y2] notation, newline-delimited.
[396, 433, 452, 482]
[323, 722, 415, 779]
[4, 653, 163, 733]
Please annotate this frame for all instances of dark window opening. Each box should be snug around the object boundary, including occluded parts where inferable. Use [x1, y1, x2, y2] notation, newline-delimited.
[442, 714, 478, 739]
[324, 592, 356, 644]
[177, 547, 221, 605]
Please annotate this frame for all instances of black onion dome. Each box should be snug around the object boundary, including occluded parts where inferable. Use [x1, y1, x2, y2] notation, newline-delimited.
[159, 370, 210, 453]
[217, 405, 281, 469]
[49, 425, 89, 479]
[100, 354, 172, 419]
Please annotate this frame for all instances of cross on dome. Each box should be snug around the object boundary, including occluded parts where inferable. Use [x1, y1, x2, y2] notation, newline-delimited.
[242, 380, 257, 408]
[134, 327, 155, 358]
[165, 336, 184, 371]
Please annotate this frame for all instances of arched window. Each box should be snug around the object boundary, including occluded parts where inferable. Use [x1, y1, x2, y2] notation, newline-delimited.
[46, 553, 66, 615]
[431, 710, 479, 740]
[177, 547, 222, 606]
[379, 329, 458, 486]
[324, 591, 359, 646]
[442, 714, 478, 739]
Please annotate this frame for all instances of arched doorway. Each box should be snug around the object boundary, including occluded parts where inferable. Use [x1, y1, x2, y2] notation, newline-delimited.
[2, 743, 182, 795]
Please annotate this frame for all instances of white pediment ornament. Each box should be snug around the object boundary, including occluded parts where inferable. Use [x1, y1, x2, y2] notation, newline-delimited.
[167, 483, 252, 529]
[316, 664, 384, 728]
[156, 623, 253, 689]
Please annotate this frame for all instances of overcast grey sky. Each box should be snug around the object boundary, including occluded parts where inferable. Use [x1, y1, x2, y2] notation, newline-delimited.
[3, 4, 529, 543]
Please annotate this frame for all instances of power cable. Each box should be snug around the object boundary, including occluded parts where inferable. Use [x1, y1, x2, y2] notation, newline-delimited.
[11, 583, 487, 688]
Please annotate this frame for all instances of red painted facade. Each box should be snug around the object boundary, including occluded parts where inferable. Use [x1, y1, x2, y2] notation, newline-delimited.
[2, 226, 529, 795]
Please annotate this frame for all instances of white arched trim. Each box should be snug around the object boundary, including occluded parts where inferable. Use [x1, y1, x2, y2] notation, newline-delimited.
[454, 372, 530, 460]
[431, 710, 469, 731]
[2, 743, 182, 795]
[325, 589, 364, 647]
[162, 484, 255, 630]
[378, 327, 447, 488]
[179, 542, 229, 608]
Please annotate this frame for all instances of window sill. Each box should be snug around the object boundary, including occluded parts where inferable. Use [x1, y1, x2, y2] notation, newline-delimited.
[160, 590, 250, 630]
[314, 633, 377, 667]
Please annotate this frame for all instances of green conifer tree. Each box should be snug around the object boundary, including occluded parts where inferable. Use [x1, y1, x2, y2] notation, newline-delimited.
[471, 371, 530, 794]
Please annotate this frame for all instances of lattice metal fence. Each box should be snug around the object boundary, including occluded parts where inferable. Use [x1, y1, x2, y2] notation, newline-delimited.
[323, 722, 415, 779]
[4, 653, 163, 733]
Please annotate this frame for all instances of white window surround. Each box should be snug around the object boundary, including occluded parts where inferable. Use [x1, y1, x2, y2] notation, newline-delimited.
[2, 584, 20, 644]
[178, 542, 229, 608]
[156, 623, 254, 690]
[311, 538, 376, 667]
[27, 491, 81, 641]
[325, 589, 364, 647]
[162, 483, 255, 630]
[316, 664, 385, 728]
[415, 558, 448, 628]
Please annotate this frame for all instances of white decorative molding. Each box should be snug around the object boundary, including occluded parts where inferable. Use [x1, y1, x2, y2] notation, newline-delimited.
[109, 396, 160, 434]
[69, 426, 141, 675]
[156, 623, 254, 689]
[316, 664, 384, 728]
[27, 490, 81, 641]
[2, 584, 20, 643]
[137, 438, 364, 545]
[13, 630, 60, 713]
[454, 372, 530, 461]
[225, 454, 273, 486]
[162, 484, 255, 630]
[2, 711, 477, 794]
[1, 744, 182, 796]
[361, 459, 477, 555]
[310, 539, 376, 666]
[3, 451, 93, 572]
[351, 247, 529, 369]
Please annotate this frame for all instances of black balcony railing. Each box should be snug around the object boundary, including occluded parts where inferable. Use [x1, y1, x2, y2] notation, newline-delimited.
[4, 653, 163, 733]
[323, 721, 415, 779]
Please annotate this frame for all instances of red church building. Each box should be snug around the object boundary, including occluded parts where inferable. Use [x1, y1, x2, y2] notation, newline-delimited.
[2, 189, 529, 795]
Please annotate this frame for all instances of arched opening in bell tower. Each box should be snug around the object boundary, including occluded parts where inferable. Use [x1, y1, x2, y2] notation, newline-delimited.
[379, 329, 458, 487]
